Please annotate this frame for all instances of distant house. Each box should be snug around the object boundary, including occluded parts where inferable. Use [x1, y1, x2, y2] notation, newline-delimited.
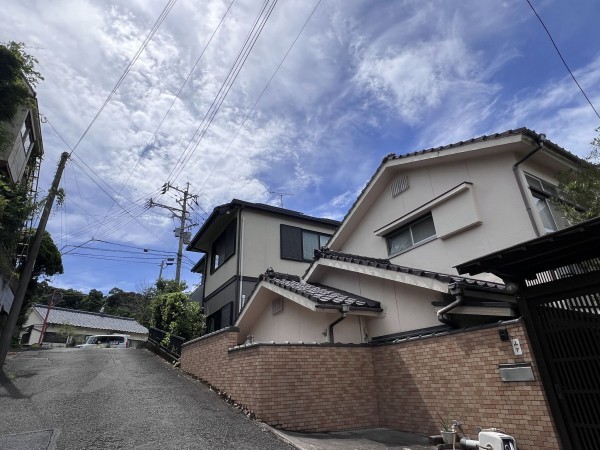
[236, 128, 583, 344]
[21, 305, 149, 348]
[187, 199, 340, 333]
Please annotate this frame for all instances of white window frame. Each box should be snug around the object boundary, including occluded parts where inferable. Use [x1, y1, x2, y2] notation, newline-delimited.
[386, 214, 436, 257]
[525, 173, 570, 233]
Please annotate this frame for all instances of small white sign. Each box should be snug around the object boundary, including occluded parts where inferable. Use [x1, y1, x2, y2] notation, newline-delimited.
[512, 338, 523, 356]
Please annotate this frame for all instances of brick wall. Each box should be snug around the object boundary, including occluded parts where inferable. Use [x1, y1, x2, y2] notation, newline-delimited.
[372, 321, 560, 450]
[180, 321, 560, 449]
[181, 329, 378, 432]
[253, 345, 378, 431]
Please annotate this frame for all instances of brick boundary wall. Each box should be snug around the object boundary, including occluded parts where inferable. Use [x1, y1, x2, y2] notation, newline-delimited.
[180, 321, 560, 449]
[372, 320, 560, 450]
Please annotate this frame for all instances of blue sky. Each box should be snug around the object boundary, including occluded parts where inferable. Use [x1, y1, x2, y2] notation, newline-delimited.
[2, 0, 599, 296]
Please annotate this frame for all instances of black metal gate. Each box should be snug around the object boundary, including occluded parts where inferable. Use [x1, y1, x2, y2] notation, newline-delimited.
[521, 270, 600, 449]
[455, 218, 600, 450]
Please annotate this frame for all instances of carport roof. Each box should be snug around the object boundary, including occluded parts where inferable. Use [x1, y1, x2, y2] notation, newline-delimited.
[32, 304, 148, 334]
[455, 216, 600, 281]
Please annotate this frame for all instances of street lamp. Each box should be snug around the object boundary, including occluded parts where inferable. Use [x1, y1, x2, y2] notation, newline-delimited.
[38, 290, 63, 344]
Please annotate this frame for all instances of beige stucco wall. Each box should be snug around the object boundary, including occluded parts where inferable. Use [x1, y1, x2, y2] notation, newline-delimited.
[335, 148, 570, 276]
[204, 208, 337, 298]
[245, 297, 362, 344]
[315, 267, 441, 339]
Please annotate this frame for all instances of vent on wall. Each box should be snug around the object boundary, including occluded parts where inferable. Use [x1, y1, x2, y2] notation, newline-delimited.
[390, 176, 409, 197]
[272, 298, 284, 315]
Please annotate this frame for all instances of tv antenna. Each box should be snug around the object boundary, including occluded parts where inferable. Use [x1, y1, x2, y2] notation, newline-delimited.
[269, 191, 293, 208]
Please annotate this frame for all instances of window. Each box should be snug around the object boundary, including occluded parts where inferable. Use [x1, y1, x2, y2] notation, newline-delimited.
[386, 214, 436, 256]
[525, 174, 570, 233]
[211, 219, 236, 273]
[206, 302, 233, 333]
[20, 114, 33, 154]
[280, 224, 332, 261]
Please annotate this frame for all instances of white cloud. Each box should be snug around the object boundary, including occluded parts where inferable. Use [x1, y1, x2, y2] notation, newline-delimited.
[2, 0, 599, 292]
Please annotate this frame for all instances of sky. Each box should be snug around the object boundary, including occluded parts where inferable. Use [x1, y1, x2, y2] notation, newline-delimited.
[2, 0, 600, 296]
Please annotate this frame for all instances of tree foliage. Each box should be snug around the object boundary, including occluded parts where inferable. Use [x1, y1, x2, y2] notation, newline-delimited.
[31, 230, 64, 278]
[0, 175, 36, 262]
[0, 41, 43, 123]
[16, 231, 64, 331]
[556, 129, 600, 224]
[149, 279, 204, 341]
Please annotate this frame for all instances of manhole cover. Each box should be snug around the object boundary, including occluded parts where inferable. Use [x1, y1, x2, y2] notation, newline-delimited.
[0, 429, 59, 450]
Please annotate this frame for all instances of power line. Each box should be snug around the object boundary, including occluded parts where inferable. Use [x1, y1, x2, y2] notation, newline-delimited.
[43, 119, 164, 241]
[62, 253, 168, 265]
[61, 245, 176, 256]
[166, 0, 278, 184]
[91, 238, 180, 254]
[196, 0, 322, 194]
[525, 0, 600, 120]
[70, 0, 178, 154]
[89, 0, 235, 241]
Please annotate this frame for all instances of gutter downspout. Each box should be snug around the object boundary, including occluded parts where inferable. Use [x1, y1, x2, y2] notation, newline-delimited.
[238, 216, 245, 313]
[236, 208, 244, 315]
[513, 133, 546, 238]
[328, 305, 350, 343]
[437, 284, 464, 326]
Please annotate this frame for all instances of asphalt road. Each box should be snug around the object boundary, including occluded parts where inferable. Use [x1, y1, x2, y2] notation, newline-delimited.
[0, 348, 292, 450]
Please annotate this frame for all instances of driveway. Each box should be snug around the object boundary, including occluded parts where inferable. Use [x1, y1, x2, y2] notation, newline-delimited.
[0, 348, 291, 450]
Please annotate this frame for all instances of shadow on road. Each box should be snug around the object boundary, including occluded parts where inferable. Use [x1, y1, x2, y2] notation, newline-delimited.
[0, 370, 32, 399]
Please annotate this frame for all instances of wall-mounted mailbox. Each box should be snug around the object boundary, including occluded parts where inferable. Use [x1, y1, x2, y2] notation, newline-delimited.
[498, 363, 535, 382]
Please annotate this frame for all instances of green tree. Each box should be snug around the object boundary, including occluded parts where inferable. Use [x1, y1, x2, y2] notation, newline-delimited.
[32, 230, 64, 277]
[56, 322, 78, 346]
[556, 129, 600, 224]
[82, 289, 105, 312]
[0, 176, 37, 268]
[0, 41, 43, 156]
[102, 287, 149, 325]
[148, 279, 204, 342]
[13, 232, 64, 338]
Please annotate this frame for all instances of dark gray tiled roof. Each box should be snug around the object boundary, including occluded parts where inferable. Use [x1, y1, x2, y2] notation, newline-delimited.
[260, 269, 381, 311]
[33, 305, 148, 334]
[188, 198, 340, 251]
[381, 128, 582, 165]
[314, 248, 508, 293]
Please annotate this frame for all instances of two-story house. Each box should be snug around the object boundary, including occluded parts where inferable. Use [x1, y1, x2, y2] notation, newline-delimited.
[0, 77, 45, 316]
[235, 128, 583, 344]
[187, 199, 340, 332]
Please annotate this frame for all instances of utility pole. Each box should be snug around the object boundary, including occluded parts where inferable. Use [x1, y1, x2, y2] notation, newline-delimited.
[0, 151, 69, 369]
[176, 183, 189, 283]
[158, 258, 174, 280]
[147, 182, 196, 283]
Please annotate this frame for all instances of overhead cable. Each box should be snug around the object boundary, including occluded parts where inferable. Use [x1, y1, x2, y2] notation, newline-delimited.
[70, 0, 178, 154]
[525, 0, 600, 120]
[166, 0, 278, 184]
[197, 0, 322, 195]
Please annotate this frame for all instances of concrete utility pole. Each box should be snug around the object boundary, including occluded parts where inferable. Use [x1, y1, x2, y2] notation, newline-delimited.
[147, 182, 196, 283]
[158, 258, 174, 280]
[0, 152, 69, 369]
[175, 183, 189, 283]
